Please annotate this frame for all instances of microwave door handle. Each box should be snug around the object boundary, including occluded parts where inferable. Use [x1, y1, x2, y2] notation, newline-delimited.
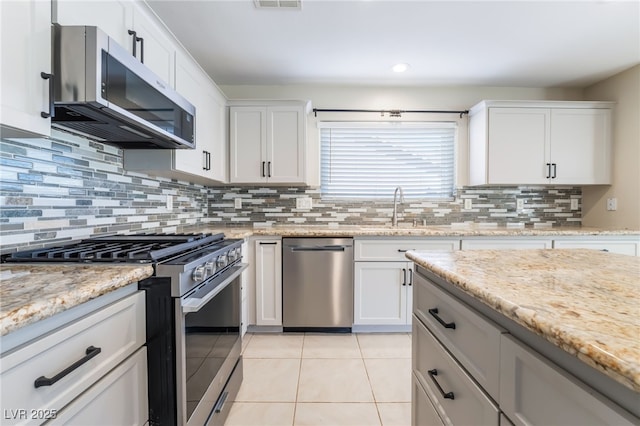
[40, 72, 54, 118]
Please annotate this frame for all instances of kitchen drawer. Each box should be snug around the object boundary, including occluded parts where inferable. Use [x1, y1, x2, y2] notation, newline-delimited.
[0, 292, 145, 425]
[354, 238, 460, 261]
[48, 347, 148, 425]
[413, 318, 500, 426]
[412, 372, 444, 426]
[500, 334, 638, 426]
[461, 238, 552, 250]
[553, 239, 638, 256]
[413, 272, 504, 399]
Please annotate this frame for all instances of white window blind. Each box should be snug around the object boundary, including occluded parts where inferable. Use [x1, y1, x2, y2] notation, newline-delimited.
[320, 122, 456, 199]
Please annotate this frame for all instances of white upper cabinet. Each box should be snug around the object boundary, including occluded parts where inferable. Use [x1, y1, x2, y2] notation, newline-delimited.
[173, 51, 227, 182]
[229, 101, 309, 185]
[1, 0, 52, 136]
[123, 51, 228, 184]
[469, 101, 613, 186]
[53, 0, 134, 49]
[53, 0, 176, 88]
[129, 3, 177, 87]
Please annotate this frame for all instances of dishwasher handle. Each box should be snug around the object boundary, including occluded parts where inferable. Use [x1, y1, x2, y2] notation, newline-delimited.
[289, 245, 351, 252]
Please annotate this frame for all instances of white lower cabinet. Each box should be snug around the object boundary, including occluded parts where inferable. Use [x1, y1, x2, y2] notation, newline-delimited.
[354, 261, 413, 326]
[254, 238, 282, 326]
[353, 238, 459, 329]
[0, 291, 146, 425]
[461, 238, 552, 250]
[553, 238, 639, 256]
[240, 241, 249, 336]
[500, 334, 637, 426]
[49, 347, 148, 425]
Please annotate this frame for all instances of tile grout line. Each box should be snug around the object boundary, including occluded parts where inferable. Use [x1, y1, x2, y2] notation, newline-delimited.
[356, 334, 385, 426]
[291, 333, 305, 426]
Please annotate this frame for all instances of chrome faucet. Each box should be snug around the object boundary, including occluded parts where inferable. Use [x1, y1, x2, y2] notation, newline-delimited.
[392, 186, 405, 227]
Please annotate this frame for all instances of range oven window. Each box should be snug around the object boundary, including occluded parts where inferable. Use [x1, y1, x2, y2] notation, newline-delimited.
[182, 276, 240, 421]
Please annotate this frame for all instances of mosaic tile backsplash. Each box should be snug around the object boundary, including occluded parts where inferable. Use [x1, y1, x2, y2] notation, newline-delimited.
[0, 135, 581, 253]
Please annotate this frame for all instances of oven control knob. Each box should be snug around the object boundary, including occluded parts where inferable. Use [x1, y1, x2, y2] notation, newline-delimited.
[205, 260, 216, 275]
[228, 248, 237, 261]
[192, 265, 206, 282]
[216, 254, 228, 268]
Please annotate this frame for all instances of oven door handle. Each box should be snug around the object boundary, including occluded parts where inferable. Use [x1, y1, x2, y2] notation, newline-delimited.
[181, 263, 248, 313]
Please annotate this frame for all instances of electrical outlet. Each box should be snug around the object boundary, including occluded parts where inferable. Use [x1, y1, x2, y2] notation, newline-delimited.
[166, 195, 173, 210]
[570, 199, 579, 210]
[516, 199, 524, 211]
[607, 198, 617, 211]
[234, 198, 242, 209]
[296, 197, 312, 209]
[463, 199, 472, 210]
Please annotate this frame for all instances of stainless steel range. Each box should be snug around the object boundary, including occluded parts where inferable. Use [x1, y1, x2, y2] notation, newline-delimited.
[3, 233, 247, 426]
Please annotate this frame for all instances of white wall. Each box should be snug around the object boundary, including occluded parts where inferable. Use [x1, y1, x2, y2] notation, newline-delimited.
[582, 65, 640, 230]
[220, 85, 582, 187]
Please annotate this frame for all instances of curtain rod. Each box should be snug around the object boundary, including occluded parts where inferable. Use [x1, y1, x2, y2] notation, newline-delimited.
[312, 108, 469, 118]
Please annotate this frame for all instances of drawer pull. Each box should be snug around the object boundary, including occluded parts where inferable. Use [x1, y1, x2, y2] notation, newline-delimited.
[428, 308, 456, 330]
[34, 346, 102, 388]
[397, 249, 409, 253]
[214, 391, 229, 413]
[427, 369, 455, 400]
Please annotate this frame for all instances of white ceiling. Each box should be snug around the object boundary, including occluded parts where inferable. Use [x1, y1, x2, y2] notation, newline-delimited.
[147, 0, 640, 88]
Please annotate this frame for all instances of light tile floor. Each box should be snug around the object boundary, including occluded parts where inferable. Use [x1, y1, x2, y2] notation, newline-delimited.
[225, 333, 411, 426]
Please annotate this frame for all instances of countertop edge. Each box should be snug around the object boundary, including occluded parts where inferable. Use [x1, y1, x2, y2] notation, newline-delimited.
[405, 250, 640, 393]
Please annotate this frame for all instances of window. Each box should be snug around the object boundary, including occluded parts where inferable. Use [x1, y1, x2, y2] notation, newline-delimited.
[320, 122, 456, 199]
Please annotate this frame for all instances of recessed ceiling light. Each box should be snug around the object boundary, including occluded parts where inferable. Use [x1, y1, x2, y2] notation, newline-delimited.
[392, 63, 410, 73]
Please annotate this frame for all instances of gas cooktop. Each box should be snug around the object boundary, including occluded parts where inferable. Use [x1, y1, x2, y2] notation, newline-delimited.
[2, 233, 226, 264]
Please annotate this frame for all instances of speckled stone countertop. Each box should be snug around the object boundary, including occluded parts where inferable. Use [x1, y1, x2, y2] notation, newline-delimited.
[0, 264, 153, 336]
[406, 249, 640, 392]
[205, 225, 640, 238]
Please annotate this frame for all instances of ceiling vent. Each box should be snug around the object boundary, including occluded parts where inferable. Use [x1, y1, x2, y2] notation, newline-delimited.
[254, 0, 301, 9]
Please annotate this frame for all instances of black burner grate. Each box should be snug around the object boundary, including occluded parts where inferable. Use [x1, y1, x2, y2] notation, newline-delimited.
[2, 233, 226, 264]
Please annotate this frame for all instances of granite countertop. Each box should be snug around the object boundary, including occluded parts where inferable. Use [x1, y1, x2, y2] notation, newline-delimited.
[206, 225, 640, 238]
[406, 249, 640, 392]
[0, 264, 154, 336]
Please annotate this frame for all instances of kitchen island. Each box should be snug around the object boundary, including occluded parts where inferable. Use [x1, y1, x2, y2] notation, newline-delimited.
[407, 249, 639, 424]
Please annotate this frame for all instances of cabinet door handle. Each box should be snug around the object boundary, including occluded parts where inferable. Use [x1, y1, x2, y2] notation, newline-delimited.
[262, 161, 266, 177]
[551, 163, 557, 179]
[203, 151, 208, 170]
[40, 72, 54, 119]
[545, 163, 551, 179]
[137, 36, 144, 63]
[208, 152, 212, 170]
[408, 268, 413, 286]
[402, 268, 407, 286]
[267, 161, 272, 178]
[127, 30, 137, 57]
[427, 369, 455, 400]
[428, 308, 456, 329]
[34, 346, 101, 388]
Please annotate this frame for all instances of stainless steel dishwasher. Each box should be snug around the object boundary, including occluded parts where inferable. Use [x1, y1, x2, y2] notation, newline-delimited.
[282, 237, 354, 332]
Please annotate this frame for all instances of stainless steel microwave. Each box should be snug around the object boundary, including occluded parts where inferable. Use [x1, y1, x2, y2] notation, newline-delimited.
[52, 25, 195, 149]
